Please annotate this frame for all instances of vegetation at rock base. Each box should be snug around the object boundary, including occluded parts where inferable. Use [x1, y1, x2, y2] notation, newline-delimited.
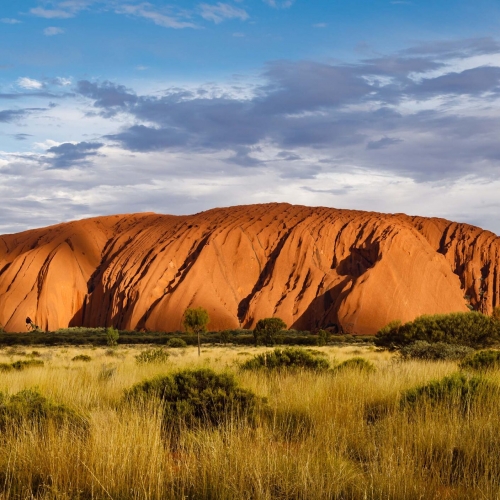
[375, 312, 500, 348]
[253, 317, 287, 346]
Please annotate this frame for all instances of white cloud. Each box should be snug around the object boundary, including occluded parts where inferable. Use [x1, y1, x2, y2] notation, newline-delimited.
[17, 77, 44, 90]
[30, 7, 74, 18]
[116, 4, 197, 29]
[199, 3, 249, 23]
[30, 1, 91, 19]
[263, 0, 294, 9]
[44, 27, 65, 36]
[1, 18, 22, 24]
[54, 77, 72, 85]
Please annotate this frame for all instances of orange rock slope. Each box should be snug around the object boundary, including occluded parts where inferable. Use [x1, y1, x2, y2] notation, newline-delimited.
[0, 204, 498, 334]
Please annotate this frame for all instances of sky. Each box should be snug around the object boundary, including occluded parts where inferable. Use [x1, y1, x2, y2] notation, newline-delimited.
[1, 1, 500, 235]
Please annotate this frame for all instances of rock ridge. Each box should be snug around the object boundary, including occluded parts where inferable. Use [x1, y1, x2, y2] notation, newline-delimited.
[0, 204, 497, 334]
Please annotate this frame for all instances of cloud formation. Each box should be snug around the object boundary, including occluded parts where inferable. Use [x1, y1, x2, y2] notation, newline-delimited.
[17, 77, 44, 90]
[116, 3, 197, 29]
[69, 38, 500, 185]
[263, 0, 295, 8]
[199, 3, 249, 23]
[44, 26, 65, 35]
[44, 141, 104, 169]
[2, 37, 500, 235]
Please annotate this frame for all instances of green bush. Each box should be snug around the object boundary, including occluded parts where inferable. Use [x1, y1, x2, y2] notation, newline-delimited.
[11, 360, 44, 371]
[219, 330, 232, 344]
[459, 350, 500, 371]
[400, 341, 474, 361]
[125, 368, 259, 428]
[72, 354, 92, 362]
[317, 329, 331, 346]
[375, 312, 500, 349]
[55, 327, 106, 335]
[401, 373, 492, 411]
[332, 357, 375, 374]
[167, 338, 187, 348]
[0, 363, 12, 372]
[135, 348, 170, 364]
[0, 389, 86, 430]
[253, 318, 288, 346]
[241, 347, 330, 371]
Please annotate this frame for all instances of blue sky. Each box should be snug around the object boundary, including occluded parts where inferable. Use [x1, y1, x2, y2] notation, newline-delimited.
[1, 0, 500, 234]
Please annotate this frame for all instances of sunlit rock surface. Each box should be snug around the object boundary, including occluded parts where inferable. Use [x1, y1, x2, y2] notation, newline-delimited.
[0, 203, 498, 334]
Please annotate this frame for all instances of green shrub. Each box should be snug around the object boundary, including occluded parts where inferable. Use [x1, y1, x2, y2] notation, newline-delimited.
[241, 347, 330, 371]
[135, 348, 170, 364]
[375, 312, 500, 348]
[167, 338, 187, 348]
[125, 368, 259, 428]
[401, 373, 492, 411]
[106, 327, 119, 347]
[317, 329, 331, 346]
[459, 350, 500, 371]
[11, 360, 44, 371]
[253, 318, 287, 346]
[219, 330, 232, 345]
[400, 341, 474, 361]
[0, 389, 86, 430]
[332, 357, 375, 374]
[72, 354, 92, 362]
[0, 363, 12, 372]
[55, 327, 106, 335]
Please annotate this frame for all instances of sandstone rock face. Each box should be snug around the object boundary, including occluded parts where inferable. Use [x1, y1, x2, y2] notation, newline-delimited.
[0, 204, 498, 334]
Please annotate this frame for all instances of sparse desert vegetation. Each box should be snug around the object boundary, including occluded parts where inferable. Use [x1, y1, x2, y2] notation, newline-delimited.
[1, 342, 500, 499]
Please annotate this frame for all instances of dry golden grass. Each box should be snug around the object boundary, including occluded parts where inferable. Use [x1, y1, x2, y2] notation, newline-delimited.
[0, 344, 499, 499]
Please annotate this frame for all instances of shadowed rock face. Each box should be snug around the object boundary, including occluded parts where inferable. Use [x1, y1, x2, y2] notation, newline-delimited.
[0, 204, 498, 334]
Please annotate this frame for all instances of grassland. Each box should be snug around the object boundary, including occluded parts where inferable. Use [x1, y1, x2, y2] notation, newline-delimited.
[1, 344, 500, 499]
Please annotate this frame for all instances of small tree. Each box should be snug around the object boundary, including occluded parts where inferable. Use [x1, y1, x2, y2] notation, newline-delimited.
[183, 307, 210, 356]
[253, 317, 287, 346]
[106, 326, 119, 347]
